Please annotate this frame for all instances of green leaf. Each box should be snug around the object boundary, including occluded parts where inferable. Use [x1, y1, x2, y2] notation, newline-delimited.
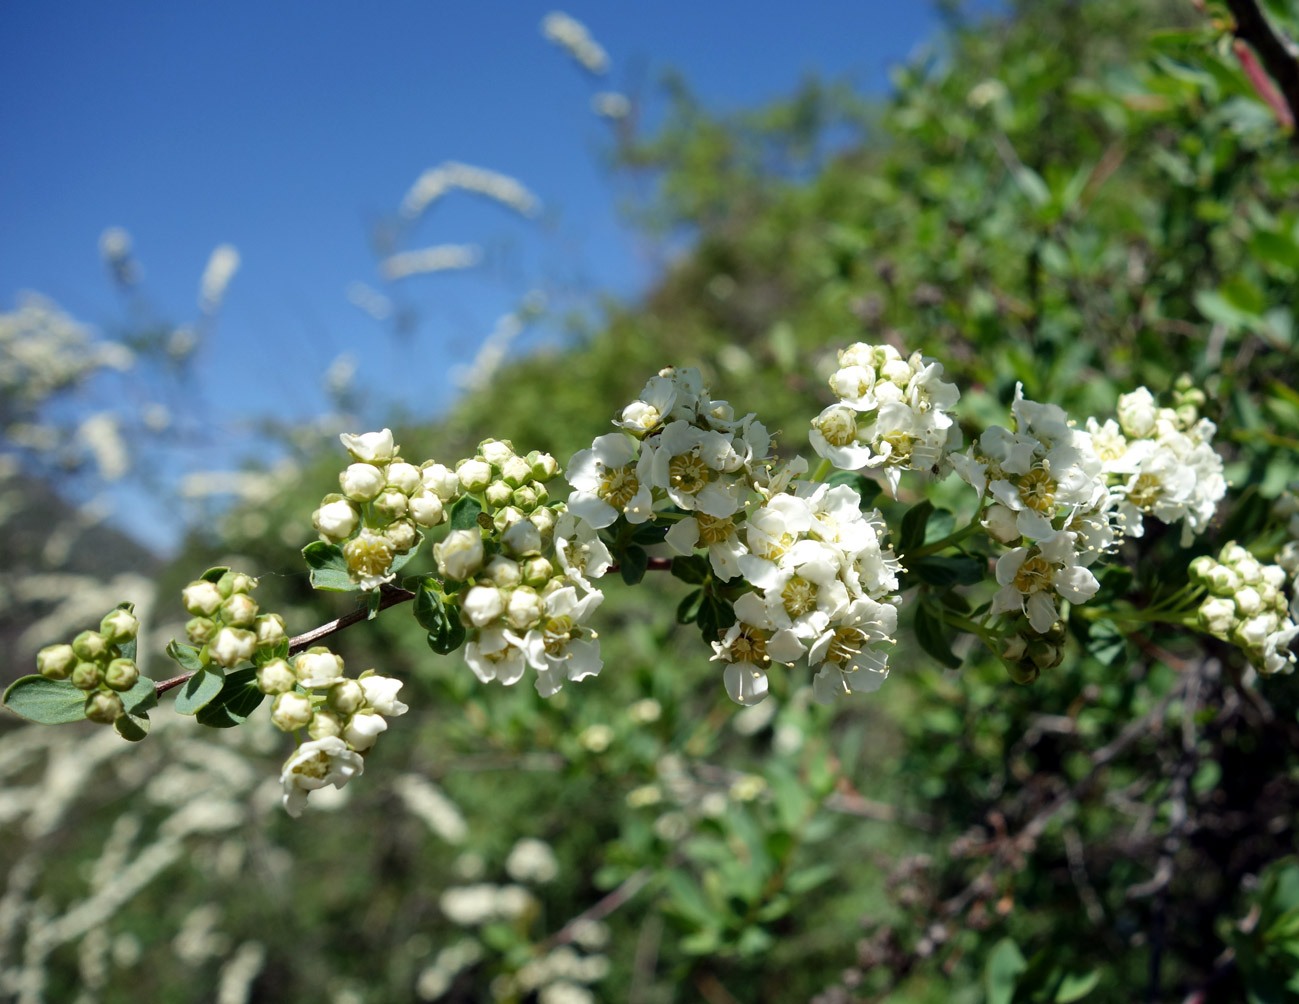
[122, 675, 158, 715]
[620, 544, 649, 585]
[200, 566, 229, 583]
[785, 864, 836, 895]
[195, 668, 266, 728]
[415, 580, 467, 655]
[301, 541, 357, 592]
[2, 676, 89, 724]
[915, 603, 962, 669]
[112, 602, 138, 662]
[166, 640, 205, 673]
[911, 555, 984, 587]
[670, 554, 711, 585]
[1055, 970, 1102, 1002]
[696, 594, 736, 644]
[985, 938, 1028, 1004]
[676, 589, 704, 624]
[254, 639, 289, 666]
[631, 522, 668, 545]
[448, 495, 483, 532]
[173, 668, 226, 716]
[365, 589, 383, 620]
[114, 713, 150, 742]
[900, 500, 935, 552]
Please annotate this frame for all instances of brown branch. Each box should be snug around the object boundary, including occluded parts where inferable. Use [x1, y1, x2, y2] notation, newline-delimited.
[538, 867, 653, 952]
[1226, 0, 1299, 140]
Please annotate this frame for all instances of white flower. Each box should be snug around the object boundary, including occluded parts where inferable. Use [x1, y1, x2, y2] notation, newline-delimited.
[313, 499, 360, 542]
[807, 597, 898, 704]
[565, 433, 654, 527]
[280, 737, 364, 818]
[340, 429, 396, 464]
[649, 421, 744, 517]
[340, 462, 386, 501]
[665, 511, 748, 580]
[343, 528, 397, 590]
[989, 531, 1100, 633]
[554, 511, 613, 590]
[435, 529, 485, 581]
[502, 519, 542, 556]
[464, 629, 528, 686]
[505, 838, 559, 884]
[359, 674, 408, 716]
[505, 586, 604, 697]
[343, 711, 387, 751]
[209, 627, 257, 668]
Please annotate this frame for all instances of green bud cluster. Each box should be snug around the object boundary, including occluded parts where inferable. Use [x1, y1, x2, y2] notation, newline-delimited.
[182, 570, 286, 670]
[1189, 543, 1296, 675]
[313, 429, 452, 590]
[1000, 620, 1068, 684]
[262, 647, 407, 753]
[35, 607, 141, 724]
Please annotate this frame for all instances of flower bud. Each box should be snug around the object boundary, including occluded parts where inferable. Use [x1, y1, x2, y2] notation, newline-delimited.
[182, 580, 223, 616]
[484, 480, 514, 509]
[295, 647, 345, 688]
[72, 661, 103, 690]
[100, 608, 139, 643]
[384, 519, 418, 553]
[257, 658, 296, 694]
[506, 588, 543, 631]
[1220, 543, 1250, 566]
[313, 498, 360, 543]
[339, 429, 396, 464]
[493, 506, 525, 535]
[221, 592, 259, 628]
[255, 612, 287, 647]
[1235, 558, 1263, 586]
[1234, 586, 1262, 617]
[370, 489, 407, 522]
[358, 674, 408, 716]
[271, 691, 314, 731]
[340, 462, 386, 502]
[1117, 388, 1157, 439]
[408, 491, 445, 528]
[527, 451, 560, 483]
[479, 439, 515, 468]
[529, 506, 558, 539]
[218, 570, 257, 597]
[343, 711, 387, 751]
[1027, 639, 1062, 671]
[187, 617, 218, 645]
[85, 691, 125, 724]
[462, 585, 506, 628]
[73, 630, 109, 662]
[435, 529, 484, 581]
[484, 556, 522, 589]
[1005, 658, 1039, 685]
[1002, 636, 1027, 661]
[502, 519, 542, 557]
[510, 485, 539, 511]
[521, 556, 554, 588]
[456, 458, 493, 494]
[1198, 597, 1236, 636]
[1174, 404, 1199, 429]
[37, 644, 77, 680]
[327, 679, 365, 715]
[209, 627, 258, 668]
[105, 658, 139, 692]
[981, 503, 1021, 545]
[1188, 555, 1216, 583]
[308, 709, 344, 740]
[386, 461, 422, 495]
[500, 455, 533, 489]
[1205, 564, 1239, 595]
[421, 462, 461, 501]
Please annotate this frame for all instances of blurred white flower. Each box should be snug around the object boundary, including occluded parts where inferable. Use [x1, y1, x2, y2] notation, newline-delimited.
[541, 12, 609, 74]
[380, 244, 482, 281]
[199, 244, 240, 314]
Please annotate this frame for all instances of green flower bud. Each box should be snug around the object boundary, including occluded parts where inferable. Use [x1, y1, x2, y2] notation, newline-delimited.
[512, 484, 540, 511]
[256, 658, 296, 694]
[308, 709, 344, 740]
[1005, 659, 1039, 685]
[72, 661, 104, 691]
[500, 455, 533, 489]
[221, 592, 259, 628]
[492, 506, 525, 535]
[479, 439, 515, 468]
[217, 570, 257, 599]
[484, 479, 515, 509]
[521, 556, 554, 588]
[502, 519, 542, 557]
[72, 630, 109, 662]
[456, 457, 493, 494]
[105, 658, 139, 692]
[100, 608, 139, 644]
[312, 495, 361, 543]
[36, 644, 77, 680]
[484, 556, 522, 589]
[255, 613, 287, 647]
[187, 617, 218, 645]
[209, 626, 258, 668]
[384, 519, 418, 553]
[527, 450, 560, 483]
[1187, 555, 1215, 583]
[529, 506, 558, 539]
[85, 691, 125, 724]
[327, 679, 365, 715]
[1027, 639, 1062, 672]
[372, 489, 409, 522]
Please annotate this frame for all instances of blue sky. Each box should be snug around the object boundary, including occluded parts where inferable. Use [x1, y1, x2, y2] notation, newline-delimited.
[1, 1, 956, 551]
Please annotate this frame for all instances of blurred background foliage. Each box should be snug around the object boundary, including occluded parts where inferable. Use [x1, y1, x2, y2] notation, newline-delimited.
[3, 0, 1299, 1002]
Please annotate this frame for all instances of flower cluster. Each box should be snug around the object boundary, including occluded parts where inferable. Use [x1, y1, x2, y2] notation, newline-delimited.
[810, 342, 962, 496]
[257, 645, 409, 816]
[313, 429, 452, 590]
[35, 606, 141, 724]
[1192, 543, 1297, 676]
[181, 570, 286, 669]
[447, 439, 611, 698]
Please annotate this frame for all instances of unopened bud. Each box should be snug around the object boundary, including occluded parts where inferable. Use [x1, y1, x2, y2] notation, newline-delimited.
[420, 462, 460, 501]
[209, 627, 258, 668]
[221, 592, 259, 628]
[506, 587, 543, 631]
[339, 429, 396, 464]
[105, 658, 139, 692]
[512, 485, 541, 511]
[484, 556, 522, 589]
[502, 519, 542, 557]
[462, 585, 506, 628]
[521, 556, 554, 587]
[257, 658, 296, 694]
[85, 691, 125, 724]
[271, 691, 314, 731]
[37, 644, 76, 680]
[435, 529, 484, 581]
[327, 679, 365, 715]
[340, 462, 386, 502]
[308, 709, 344, 740]
[255, 613, 287, 647]
[100, 608, 139, 643]
[187, 617, 218, 645]
[73, 631, 109, 662]
[72, 661, 103, 690]
[313, 498, 360, 542]
[500, 455, 533, 489]
[372, 489, 409, 522]
[182, 580, 223, 616]
[493, 506, 525, 535]
[479, 439, 515, 468]
[386, 461, 422, 495]
[1198, 597, 1236, 636]
[343, 710, 387, 751]
[485, 480, 515, 509]
[527, 451, 560, 483]
[408, 491, 445, 528]
[1005, 659, 1039, 685]
[456, 458, 493, 494]
[218, 570, 257, 598]
[294, 647, 345, 688]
